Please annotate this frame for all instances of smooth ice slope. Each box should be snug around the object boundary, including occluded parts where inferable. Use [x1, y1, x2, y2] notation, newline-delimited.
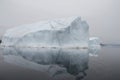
[2, 16, 89, 47]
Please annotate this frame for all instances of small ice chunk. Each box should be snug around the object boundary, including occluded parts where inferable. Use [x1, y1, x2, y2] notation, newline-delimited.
[89, 37, 101, 46]
[89, 37, 101, 56]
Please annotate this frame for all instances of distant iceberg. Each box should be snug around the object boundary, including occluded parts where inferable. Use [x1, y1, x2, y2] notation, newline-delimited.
[1, 16, 100, 48]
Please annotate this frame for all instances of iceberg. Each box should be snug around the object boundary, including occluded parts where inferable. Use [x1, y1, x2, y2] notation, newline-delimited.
[0, 16, 101, 79]
[1, 16, 89, 48]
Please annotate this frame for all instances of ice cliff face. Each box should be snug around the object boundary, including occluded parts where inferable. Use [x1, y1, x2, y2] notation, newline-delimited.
[1, 16, 89, 48]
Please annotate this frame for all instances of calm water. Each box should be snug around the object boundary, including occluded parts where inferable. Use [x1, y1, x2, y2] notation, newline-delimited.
[0, 46, 120, 80]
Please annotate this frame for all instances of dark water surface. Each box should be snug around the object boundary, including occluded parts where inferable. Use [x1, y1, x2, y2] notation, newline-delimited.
[84, 47, 120, 80]
[0, 46, 120, 80]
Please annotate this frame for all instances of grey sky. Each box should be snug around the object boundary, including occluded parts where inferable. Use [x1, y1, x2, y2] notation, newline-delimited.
[0, 0, 120, 43]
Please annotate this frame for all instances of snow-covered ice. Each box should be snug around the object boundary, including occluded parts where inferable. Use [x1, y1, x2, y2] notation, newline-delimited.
[1, 16, 89, 48]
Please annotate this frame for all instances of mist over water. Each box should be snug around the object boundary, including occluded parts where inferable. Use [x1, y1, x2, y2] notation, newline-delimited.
[0, 0, 120, 43]
[0, 0, 120, 80]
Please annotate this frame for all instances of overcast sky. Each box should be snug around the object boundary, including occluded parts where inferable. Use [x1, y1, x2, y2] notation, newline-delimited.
[0, 0, 120, 43]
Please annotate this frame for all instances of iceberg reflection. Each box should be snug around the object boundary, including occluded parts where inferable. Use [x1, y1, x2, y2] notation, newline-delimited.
[2, 47, 100, 80]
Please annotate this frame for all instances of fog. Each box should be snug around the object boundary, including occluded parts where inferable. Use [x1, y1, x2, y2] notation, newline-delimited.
[0, 0, 120, 43]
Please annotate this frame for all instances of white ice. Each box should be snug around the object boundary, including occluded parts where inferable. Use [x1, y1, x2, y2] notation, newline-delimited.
[1, 16, 89, 48]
